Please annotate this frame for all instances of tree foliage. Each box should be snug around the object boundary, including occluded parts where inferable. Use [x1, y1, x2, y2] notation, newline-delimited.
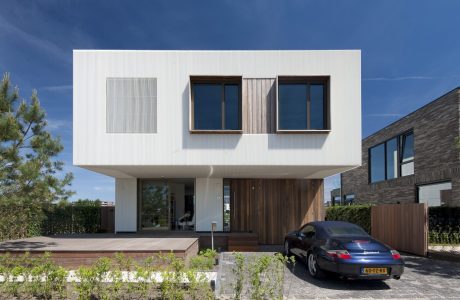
[0, 73, 73, 205]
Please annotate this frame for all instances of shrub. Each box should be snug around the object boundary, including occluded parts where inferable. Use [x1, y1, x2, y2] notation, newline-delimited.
[429, 206, 460, 244]
[325, 205, 372, 233]
[189, 248, 217, 270]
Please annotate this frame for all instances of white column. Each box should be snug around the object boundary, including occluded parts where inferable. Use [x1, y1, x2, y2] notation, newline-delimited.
[115, 178, 137, 232]
[195, 178, 223, 231]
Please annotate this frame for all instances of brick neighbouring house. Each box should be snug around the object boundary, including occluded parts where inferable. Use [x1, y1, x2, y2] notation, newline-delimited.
[341, 87, 460, 207]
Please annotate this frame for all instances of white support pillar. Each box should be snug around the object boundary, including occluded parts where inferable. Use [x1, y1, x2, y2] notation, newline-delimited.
[115, 178, 137, 233]
[195, 178, 223, 232]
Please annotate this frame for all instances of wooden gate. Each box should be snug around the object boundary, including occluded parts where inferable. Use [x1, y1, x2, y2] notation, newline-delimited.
[371, 203, 428, 256]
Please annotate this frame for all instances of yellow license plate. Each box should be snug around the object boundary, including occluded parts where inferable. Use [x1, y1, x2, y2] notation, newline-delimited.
[362, 267, 388, 275]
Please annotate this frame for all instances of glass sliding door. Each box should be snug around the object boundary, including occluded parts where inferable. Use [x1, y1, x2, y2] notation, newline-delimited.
[140, 180, 169, 230]
[139, 179, 195, 231]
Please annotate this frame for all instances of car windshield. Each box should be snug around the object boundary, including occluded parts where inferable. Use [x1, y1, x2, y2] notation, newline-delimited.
[325, 226, 369, 236]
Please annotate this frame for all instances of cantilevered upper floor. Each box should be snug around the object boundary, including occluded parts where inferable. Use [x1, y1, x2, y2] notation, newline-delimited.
[73, 50, 361, 179]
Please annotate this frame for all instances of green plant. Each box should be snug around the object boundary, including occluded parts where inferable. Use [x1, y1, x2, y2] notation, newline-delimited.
[325, 205, 372, 233]
[189, 249, 217, 271]
[232, 253, 245, 300]
[185, 269, 214, 300]
[159, 253, 186, 300]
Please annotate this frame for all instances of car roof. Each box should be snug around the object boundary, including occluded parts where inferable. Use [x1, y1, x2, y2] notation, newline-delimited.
[308, 221, 360, 229]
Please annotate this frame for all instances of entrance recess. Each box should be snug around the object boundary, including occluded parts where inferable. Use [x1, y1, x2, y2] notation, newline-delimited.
[139, 179, 195, 231]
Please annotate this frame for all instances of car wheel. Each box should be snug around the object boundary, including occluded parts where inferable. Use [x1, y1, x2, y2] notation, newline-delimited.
[307, 252, 326, 279]
[284, 240, 291, 256]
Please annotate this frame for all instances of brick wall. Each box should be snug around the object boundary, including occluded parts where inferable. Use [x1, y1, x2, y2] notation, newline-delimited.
[341, 88, 460, 206]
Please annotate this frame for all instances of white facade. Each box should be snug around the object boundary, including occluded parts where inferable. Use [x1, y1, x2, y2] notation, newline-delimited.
[73, 50, 361, 232]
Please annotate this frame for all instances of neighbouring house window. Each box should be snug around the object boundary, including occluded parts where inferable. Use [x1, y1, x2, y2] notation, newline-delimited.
[370, 143, 385, 183]
[400, 132, 414, 176]
[369, 130, 414, 183]
[344, 194, 355, 205]
[417, 181, 452, 207]
[223, 179, 231, 232]
[277, 77, 329, 131]
[386, 138, 398, 179]
[190, 77, 242, 131]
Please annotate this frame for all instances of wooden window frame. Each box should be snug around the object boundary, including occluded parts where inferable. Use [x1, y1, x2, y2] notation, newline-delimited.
[276, 76, 331, 133]
[189, 76, 243, 133]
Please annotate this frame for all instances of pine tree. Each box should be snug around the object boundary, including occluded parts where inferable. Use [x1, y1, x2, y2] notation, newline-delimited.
[0, 73, 73, 206]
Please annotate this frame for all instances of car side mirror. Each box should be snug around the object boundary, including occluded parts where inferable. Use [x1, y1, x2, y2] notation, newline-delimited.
[297, 232, 305, 239]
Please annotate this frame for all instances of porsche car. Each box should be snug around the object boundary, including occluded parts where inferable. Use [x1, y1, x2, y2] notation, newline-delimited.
[284, 221, 404, 280]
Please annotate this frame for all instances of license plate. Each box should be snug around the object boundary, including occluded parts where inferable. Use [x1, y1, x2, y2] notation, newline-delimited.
[362, 267, 388, 275]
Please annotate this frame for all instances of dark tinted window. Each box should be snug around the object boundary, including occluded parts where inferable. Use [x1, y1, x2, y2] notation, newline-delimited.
[278, 78, 328, 130]
[191, 78, 241, 131]
[326, 226, 368, 236]
[278, 84, 307, 130]
[224, 85, 240, 130]
[310, 84, 325, 129]
[386, 138, 398, 180]
[370, 143, 385, 183]
[193, 84, 222, 130]
[401, 133, 414, 162]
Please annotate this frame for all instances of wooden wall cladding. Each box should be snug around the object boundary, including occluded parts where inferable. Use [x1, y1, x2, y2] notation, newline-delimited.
[230, 179, 324, 244]
[242, 79, 276, 133]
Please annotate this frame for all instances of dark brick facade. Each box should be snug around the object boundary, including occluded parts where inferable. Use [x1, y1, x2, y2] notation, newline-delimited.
[341, 88, 460, 206]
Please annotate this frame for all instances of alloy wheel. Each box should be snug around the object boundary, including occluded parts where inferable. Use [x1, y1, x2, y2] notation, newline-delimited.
[308, 253, 317, 276]
[284, 241, 290, 255]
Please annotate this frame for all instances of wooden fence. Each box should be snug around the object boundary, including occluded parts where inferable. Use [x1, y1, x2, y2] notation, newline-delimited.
[371, 203, 428, 256]
[100, 206, 115, 233]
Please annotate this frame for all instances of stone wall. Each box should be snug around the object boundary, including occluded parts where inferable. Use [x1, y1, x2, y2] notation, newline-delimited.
[341, 88, 460, 206]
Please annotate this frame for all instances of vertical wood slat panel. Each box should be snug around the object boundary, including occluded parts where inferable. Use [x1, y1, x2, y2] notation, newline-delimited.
[371, 203, 427, 256]
[242, 79, 276, 133]
[230, 179, 324, 244]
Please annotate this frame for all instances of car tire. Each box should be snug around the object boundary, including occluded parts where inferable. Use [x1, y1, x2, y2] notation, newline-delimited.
[284, 240, 291, 256]
[307, 252, 326, 279]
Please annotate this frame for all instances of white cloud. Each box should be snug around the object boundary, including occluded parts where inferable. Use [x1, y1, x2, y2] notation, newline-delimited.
[363, 76, 433, 81]
[41, 84, 72, 92]
[0, 15, 70, 64]
[46, 119, 72, 131]
[365, 113, 404, 118]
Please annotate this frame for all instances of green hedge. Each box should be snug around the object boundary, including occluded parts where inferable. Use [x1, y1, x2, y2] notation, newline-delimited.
[0, 199, 104, 242]
[41, 200, 102, 235]
[325, 205, 372, 233]
[0, 201, 43, 242]
[428, 207, 460, 244]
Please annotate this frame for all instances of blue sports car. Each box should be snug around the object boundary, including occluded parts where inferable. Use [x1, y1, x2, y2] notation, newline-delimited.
[284, 221, 404, 280]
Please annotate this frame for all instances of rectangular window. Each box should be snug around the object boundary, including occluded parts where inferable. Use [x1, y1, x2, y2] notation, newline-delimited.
[400, 132, 414, 176]
[370, 144, 385, 183]
[190, 77, 242, 132]
[369, 130, 414, 183]
[418, 181, 452, 207]
[386, 138, 398, 179]
[277, 77, 329, 131]
[223, 179, 231, 232]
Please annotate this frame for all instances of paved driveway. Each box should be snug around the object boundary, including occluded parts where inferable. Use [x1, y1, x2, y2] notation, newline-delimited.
[218, 253, 460, 299]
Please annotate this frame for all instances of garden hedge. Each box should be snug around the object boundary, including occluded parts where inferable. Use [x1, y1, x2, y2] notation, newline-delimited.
[325, 205, 372, 233]
[0, 199, 104, 242]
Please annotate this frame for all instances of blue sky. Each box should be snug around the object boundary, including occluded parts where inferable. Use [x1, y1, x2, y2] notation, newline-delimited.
[1, 0, 459, 202]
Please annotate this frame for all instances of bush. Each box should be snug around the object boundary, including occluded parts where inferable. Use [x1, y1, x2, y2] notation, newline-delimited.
[325, 205, 372, 233]
[42, 200, 102, 235]
[0, 199, 43, 241]
[189, 249, 217, 270]
[429, 207, 460, 244]
[0, 252, 215, 299]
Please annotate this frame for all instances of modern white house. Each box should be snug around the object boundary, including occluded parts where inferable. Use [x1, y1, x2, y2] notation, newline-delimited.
[73, 50, 361, 246]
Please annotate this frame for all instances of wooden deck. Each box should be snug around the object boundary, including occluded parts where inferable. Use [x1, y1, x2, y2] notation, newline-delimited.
[0, 234, 199, 268]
